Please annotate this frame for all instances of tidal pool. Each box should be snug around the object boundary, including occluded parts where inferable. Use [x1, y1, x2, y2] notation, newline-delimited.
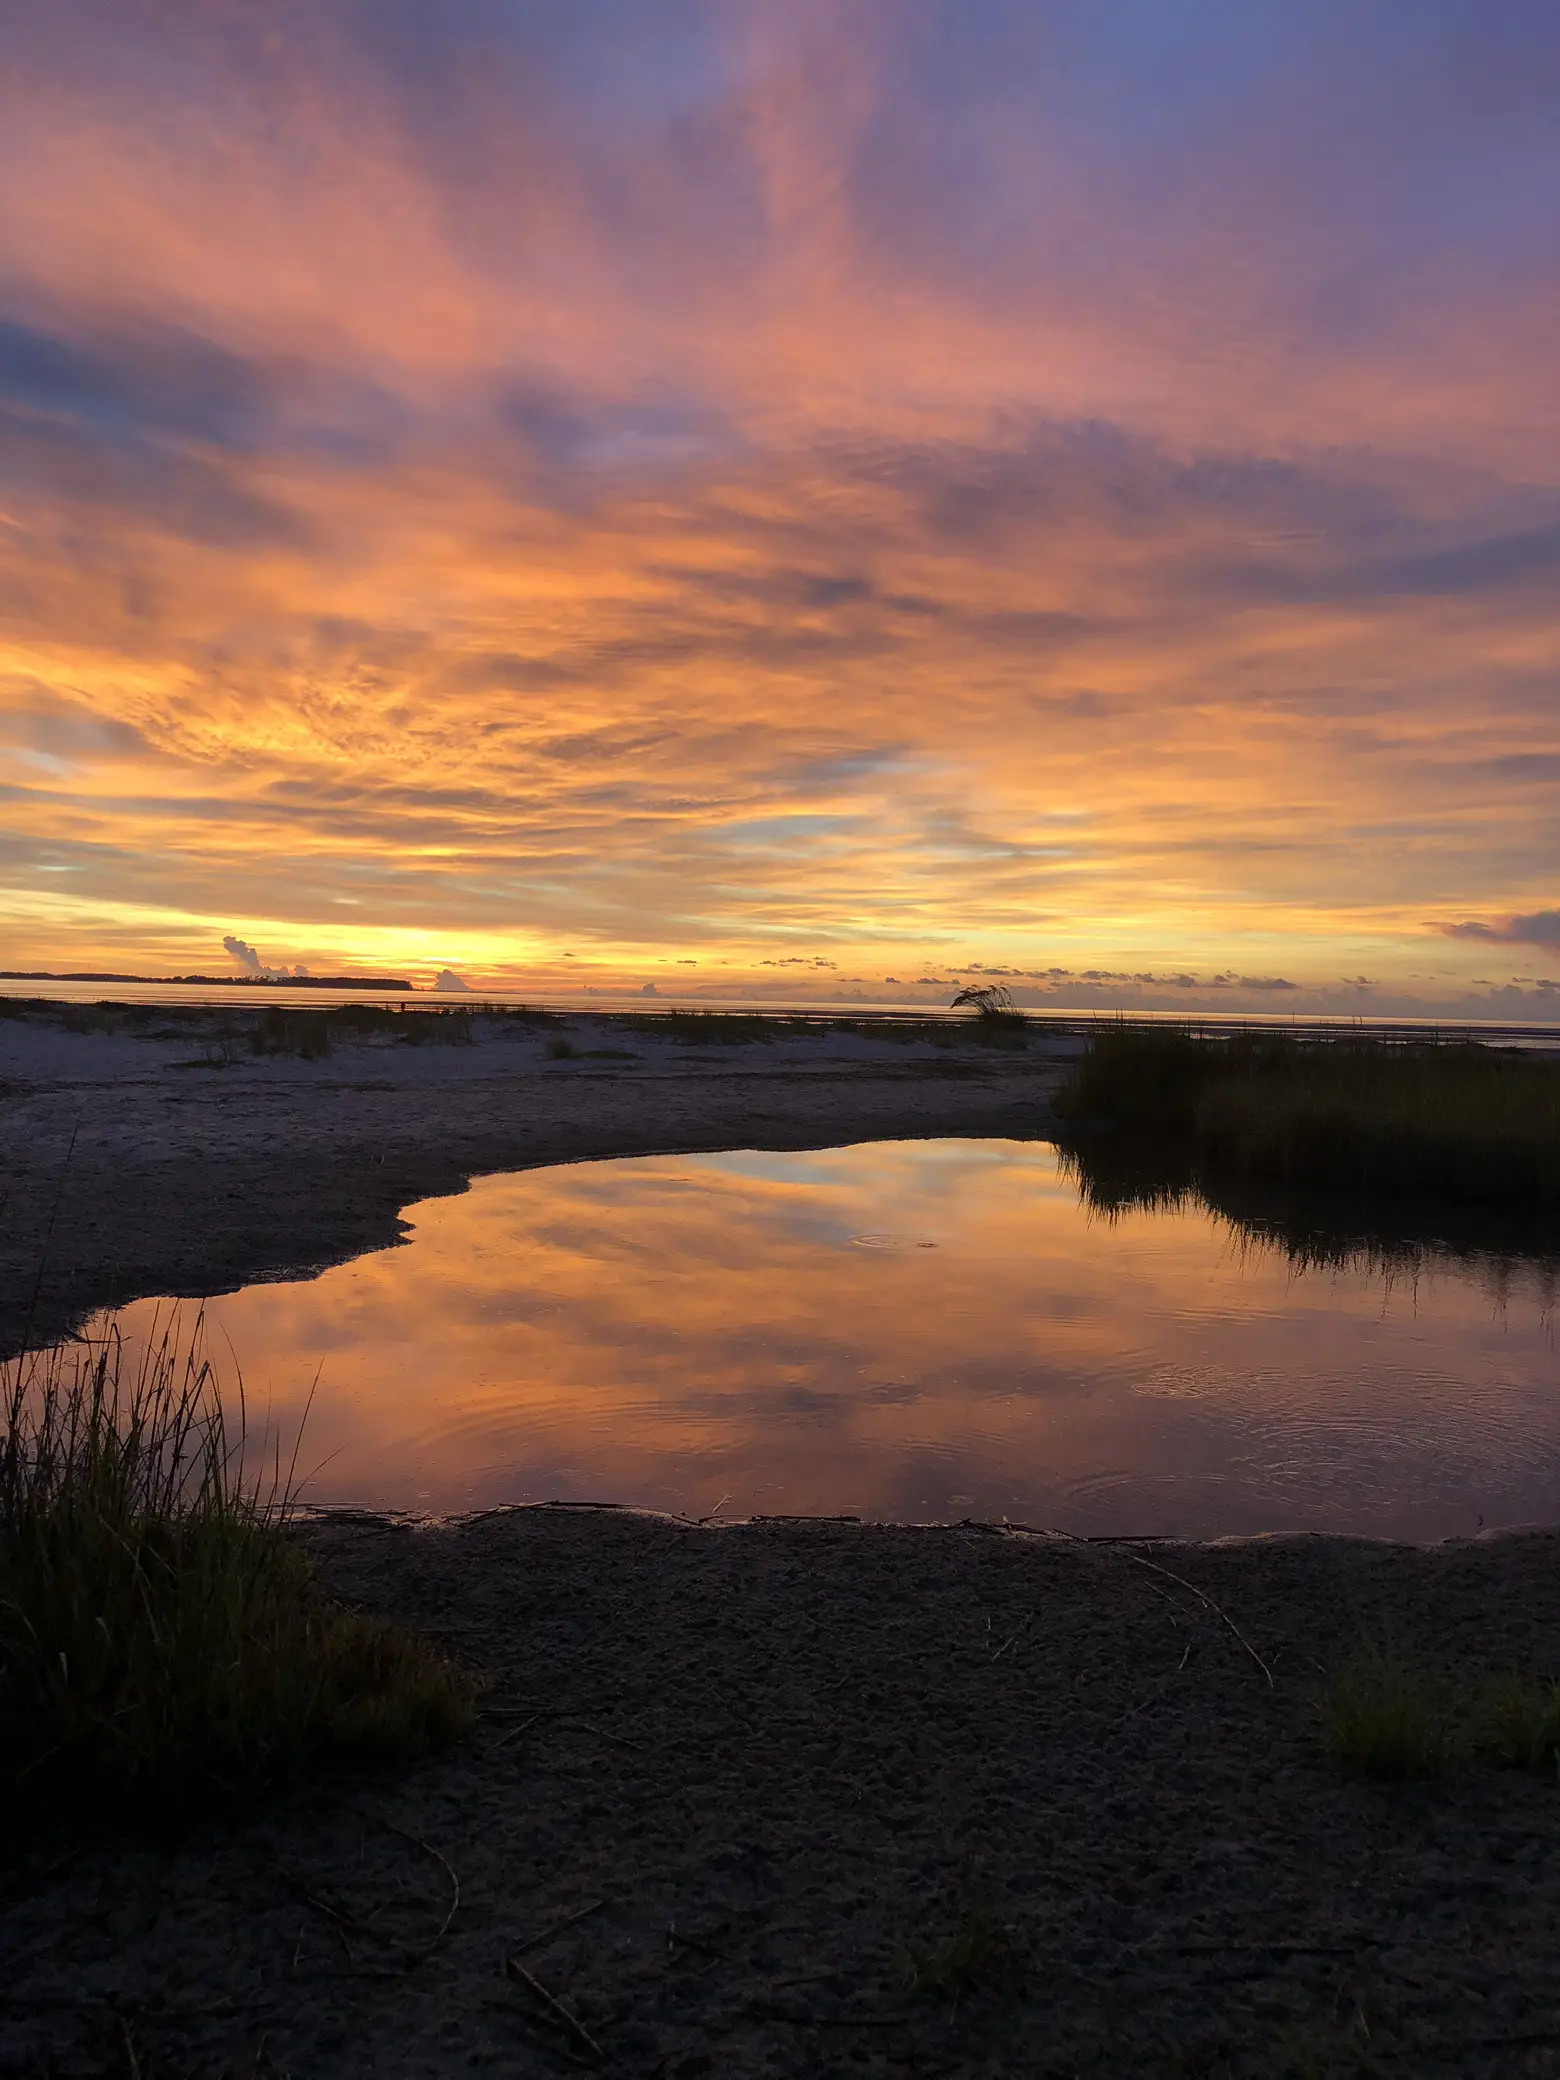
[96, 1138, 1559, 1539]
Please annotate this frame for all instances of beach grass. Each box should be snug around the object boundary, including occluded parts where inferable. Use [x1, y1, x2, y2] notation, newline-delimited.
[1055, 1027, 1560, 1212]
[250, 1006, 331, 1059]
[1475, 1673, 1560, 1772]
[1316, 1646, 1453, 1779]
[1317, 1645, 1560, 1780]
[0, 1317, 474, 1835]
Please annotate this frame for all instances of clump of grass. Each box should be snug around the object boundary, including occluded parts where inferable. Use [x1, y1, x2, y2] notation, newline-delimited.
[1316, 1647, 1560, 1782]
[639, 1009, 778, 1046]
[250, 1007, 331, 1060]
[547, 1034, 577, 1059]
[392, 1007, 475, 1047]
[1316, 1645, 1453, 1779]
[1056, 1027, 1560, 1214]
[1475, 1673, 1560, 1772]
[331, 1003, 403, 1039]
[899, 1899, 1015, 2005]
[950, 983, 1029, 1047]
[0, 1317, 474, 1835]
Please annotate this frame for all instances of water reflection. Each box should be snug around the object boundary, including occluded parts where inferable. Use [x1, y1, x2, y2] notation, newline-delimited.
[93, 1140, 1560, 1539]
[1060, 1135, 1560, 1312]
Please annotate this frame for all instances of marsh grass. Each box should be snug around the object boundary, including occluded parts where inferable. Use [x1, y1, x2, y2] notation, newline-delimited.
[632, 1009, 782, 1045]
[1056, 1027, 1560, 1213]
[250, 1007, 330, 1060]
[0, 1317, 474, 1836]
[389, 1006, 474, 1046]
[1317, 1645, 1560, 1781]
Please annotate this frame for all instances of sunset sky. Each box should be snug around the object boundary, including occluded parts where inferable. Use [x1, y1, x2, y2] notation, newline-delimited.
[2, 1, 1557, 1011]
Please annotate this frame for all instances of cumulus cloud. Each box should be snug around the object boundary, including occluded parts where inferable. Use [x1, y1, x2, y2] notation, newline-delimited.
[222, 933, 264, 973]
[222, 934, 306, 978]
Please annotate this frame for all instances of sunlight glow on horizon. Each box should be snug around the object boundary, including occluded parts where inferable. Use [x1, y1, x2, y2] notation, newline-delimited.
[1, 2, 1557, 1014]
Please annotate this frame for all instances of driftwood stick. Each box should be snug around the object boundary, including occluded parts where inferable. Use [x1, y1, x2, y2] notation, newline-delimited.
[505, 1958, 605, 2063]
[512, 1899, 608, 1958]
[1037, 1523, 1274, 1690]
[492, 1712, 546, 1750]
[1120, 1550, 1275, 1689]
[563, 1717, 643, 1751]
[372, 1819, 461, 1957]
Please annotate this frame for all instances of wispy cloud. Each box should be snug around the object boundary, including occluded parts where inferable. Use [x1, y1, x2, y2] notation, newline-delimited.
[0, 2, 1555, 998]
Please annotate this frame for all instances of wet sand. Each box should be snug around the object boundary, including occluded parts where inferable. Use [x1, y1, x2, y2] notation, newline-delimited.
[0, 1004, 1069, 1358]
[6, 1510, 1560, 2077]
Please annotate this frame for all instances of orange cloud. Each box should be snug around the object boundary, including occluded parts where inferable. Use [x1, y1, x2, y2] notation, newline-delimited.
[0, 3, 1557, 1005]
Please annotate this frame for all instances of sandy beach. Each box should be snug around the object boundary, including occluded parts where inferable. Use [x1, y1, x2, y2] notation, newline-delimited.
[7, 1002, 1560, 2076]
[0, 1004, 1070, 1360]
[6, 1509, 1560, 2077]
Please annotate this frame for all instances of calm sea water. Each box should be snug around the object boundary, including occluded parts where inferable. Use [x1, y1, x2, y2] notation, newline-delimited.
[92, 1139, 1559, 1539]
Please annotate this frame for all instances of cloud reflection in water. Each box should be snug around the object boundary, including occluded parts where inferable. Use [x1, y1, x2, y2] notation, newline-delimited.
[95, 1139, 1560, 1540]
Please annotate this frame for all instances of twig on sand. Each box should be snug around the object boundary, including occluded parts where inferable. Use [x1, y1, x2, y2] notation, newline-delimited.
[1121, 1551, 1274, 1689]
[365, 1817, 461, 1959]
[990, 1613, 1035, 1663]
[749, 2003, 916, 2028]
[504, 1957, 605, 2063]
[492, 1711, 546, 1750]
[563, 1716, 642, 1750]
[279, 1871, 376, 1939]
[1031, 1523, 1274, 1689]
[512, 1899, 608, 1958]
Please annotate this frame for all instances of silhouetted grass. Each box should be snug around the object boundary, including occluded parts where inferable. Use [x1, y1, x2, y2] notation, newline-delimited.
[391, 1006, 474, 1045]
[0, 1318, 474, 1836]
[250, 1006, 331, 1059]
[950, 983, 1030, 1047]
[636, 1009, 782, 1045]
[1055, 1027, 1560, 1213]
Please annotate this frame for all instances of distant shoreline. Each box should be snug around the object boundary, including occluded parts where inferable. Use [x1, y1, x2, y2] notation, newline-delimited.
[0, 970, 415, 990]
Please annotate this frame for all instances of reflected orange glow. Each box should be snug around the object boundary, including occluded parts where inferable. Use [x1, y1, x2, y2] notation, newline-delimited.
[94, 1142, 1560, 1538]
[0, 8, 1557, 1009]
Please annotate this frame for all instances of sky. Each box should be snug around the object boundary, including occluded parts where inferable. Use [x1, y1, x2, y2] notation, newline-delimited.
[1, 0, 1557, 1012]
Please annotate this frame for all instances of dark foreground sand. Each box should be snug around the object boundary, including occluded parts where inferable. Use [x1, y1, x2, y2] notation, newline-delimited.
[6, 1510, 1560, 2078]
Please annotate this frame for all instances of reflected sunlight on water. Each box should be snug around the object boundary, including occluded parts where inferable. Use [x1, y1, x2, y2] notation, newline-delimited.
[92, 1140, 1560, 1539]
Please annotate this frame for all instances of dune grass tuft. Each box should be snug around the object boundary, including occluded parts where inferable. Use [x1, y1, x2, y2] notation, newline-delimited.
[0, 1317, 474, 1836]
[250, 1006, 331, 1059]
[1316, 1645, 1453, 1779]
[1317, 1644, 1560, 1782]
